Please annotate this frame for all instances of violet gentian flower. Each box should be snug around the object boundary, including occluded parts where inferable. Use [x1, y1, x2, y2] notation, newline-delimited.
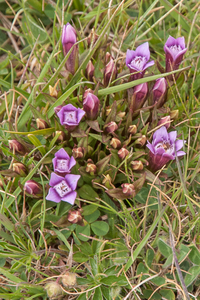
[164, 36, 187, 72]
[126, 42, 154, 80]
[46, 173, 80, 204]
[56, 104, 85, 131]
[62, 23, 78, 74]
[53, 148, 76, 175]
[147, 126, 185, 172]
[152, 77, 167, 108]
[131, 82, 148, 112]
[83, 89, 100, 120]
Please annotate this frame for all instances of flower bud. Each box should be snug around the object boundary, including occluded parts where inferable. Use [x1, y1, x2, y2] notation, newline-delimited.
[55, 131, 67, 143]
[102, 174, 113, 189]
[13, 162, 27, 177]
[83, 90, 100, 120]
[86, 60, 95, 81]
[131, 82, 148, 112]
[36, 118, 49, 130]
[170, 110, 179, 120]
[106, 108, 111, 116]
[72, 147, 84, 159]
[86, 163, 97, 175]
[110, 138, 121, 149]
[68, 210, 82, 224]
[62, 23, 78, 74]
[128, 125, 137, 135]
[135, 135, 147, 147]
[117, 112, 126, 119]
[49, 85, 58, 98]
[153, 78, 167, 108]
[118, 148, 129, 160]
[131, 160, 144, 170]
[104, 122, 118, 133]
[45, 282, 63, 298]
[62, 272, 76, 287]
[54, 105, 63, 114]
[9, 140, 26, 155]
[104, 54, 117, 86]
[158, 116, 171, 130]
[121, 183, 136, 197]
[87, 29, 98, 47]
[24, 180, 43, 198]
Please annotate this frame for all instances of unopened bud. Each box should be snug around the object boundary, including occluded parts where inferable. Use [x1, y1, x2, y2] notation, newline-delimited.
[55, 131, 67, 143]
[86, 163, 97, 175]
[13, 162, 27, 177]
[102, 174, 113, 189]
[45, 282, 62, 298]
[117, 112, 126, 119]
[121, 183, 136, 197]
[68, 210, 82, 224]
[83, 89, 100, 120]
[49, 85, 58, 98]
[104, 121, 118, 133]
[24, 180, 43, 198]
[118, 148, 129, 160]
[153, 78, 167, 108]
[62, 272, 76, 287]
[110, 138, 121, 149]
[87, 29, 99, 47]
[131, 160, 144, 170]
[104, 54, 117, 86]
[135, 135, 147, 147]
[106, 108, 111, 116]
[54, 105, 63, 115]
[9, 140, 26, 155]
[128, 125, 137, 135]
[86, 60, 95, 81]
[170, 110, 179, 120]
[158, 116, 171, 129]
[131, 82, 148, 112]
[62, 23, 78, 74]
[36, 118, 49, 130]
[72, 147, 84, 159]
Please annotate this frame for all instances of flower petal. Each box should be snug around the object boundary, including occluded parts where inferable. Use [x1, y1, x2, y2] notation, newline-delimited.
[55, 148, 70, 159]
[77, 108, 86, 123]
[164, 36, 177, 49]
[69, 156, 76, 170]
[57, 108, 65, 125]
[146, 142, 155, 154]
[176, 37, 185, 49]
[61, 191, 77, 205]
[175, 139, 185, 151]
[143, 60, 154, 70]
[46, 188, 61, 203]
[176, 151, 186, 157]
[126, 49, 135, 66]
[49, 172, 64, 187]
[65, 174, 81, 190]
[136, 42, 150, 60]
[153, 126, 168, 145]
[168, 131, 177, 144]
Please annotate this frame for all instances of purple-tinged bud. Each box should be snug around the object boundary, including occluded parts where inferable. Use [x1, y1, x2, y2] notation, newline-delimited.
[36, 118, 49, 130]
[68, 210, 82, 224]
[45, 282, 63, 298]
[118, 148, 129, 160]
[121, 183, 136, 197]
[110, 138, 121, 149]
[128, 125, 137, 135]
[83, 90, 100, 120]
[24, 180, 43, 198]
[131, 160, 144, 170]
[49, 85, 58, 98]
[62, 23, 78, 74]
[55, 131, 67, 143]
[135, 135, 147, 147]
[9, 140, 26, 156]
[62, 272, 77, 287]
[86, 60, 95, 81]
[153, 78, 167, 108]
[126, 42, 154, 80]
[104, 54, 117, 86]
[164, 36, 187, 72]
[86, 163, 97, 175]
[13, 162, 27, 177]
[104, 122, 118, 133]
[72, 147, 84, 159]
[158, 116, 171, 130]
[131, 82, 148, 112]
[54, 105, 63, 114]
[170, 110, 179, 120]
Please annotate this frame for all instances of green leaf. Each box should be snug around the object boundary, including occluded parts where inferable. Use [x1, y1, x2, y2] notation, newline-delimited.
[158, 239, 172, 257]
[76, 224, 91, 241]
[78, 184, 99, 201]
[151, 276, 165, 285]
[160, 289, 175, 300]
[4, 128, 55, 136]
[0, 214, 15, 231]
[91, 221, 109, 236]
[184, 266, 200, 287]
[143, 290, 161, 300]
[84, 210, 100, 223]
[0, 267, 23, 283]
[82, 204, 98, 216]
[100, 275, 127, 286]
[92, 286, 102, 300]
[146, 249, 154, 268]
[136, 262, 149, 280]
[188, 245, 200, 265]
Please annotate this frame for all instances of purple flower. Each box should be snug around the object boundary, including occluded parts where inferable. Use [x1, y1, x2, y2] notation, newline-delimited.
[56, 104, 85, 131]
[52, 148, 76, 175]
[126, 42, 154, 80]
[147, 126, 185, 172]
[46, 173, 80, 204]
[152, 77, 167, 108]
[131, 82, 148, 111]
[62, 23, 78, 74]
[164, 36, 187, 72]
[83, 90, 100, 120]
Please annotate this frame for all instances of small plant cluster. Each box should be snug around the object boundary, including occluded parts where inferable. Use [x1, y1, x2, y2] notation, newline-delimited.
[0, 2, 199, 300]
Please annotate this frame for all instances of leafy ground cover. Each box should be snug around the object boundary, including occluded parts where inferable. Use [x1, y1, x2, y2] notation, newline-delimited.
[0, 0, 199, 299]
